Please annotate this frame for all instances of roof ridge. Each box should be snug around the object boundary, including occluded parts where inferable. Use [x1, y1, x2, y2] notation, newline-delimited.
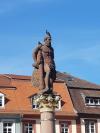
[56, 71, 100, 89]
[4, 74, 31, 80]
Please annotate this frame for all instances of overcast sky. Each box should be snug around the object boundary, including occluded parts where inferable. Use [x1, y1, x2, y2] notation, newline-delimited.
[0, 0, 100, 84]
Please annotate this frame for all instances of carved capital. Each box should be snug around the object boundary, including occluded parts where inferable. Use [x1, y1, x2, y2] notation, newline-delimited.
[33, 94, 61, 112]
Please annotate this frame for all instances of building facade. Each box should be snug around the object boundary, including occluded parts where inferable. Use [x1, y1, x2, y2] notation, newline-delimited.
[0, 72, 100, 133]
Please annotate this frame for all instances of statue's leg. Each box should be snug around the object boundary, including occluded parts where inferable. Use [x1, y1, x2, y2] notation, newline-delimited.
[39, 64, 45, 90]
[44, 64, 50, 90]
[49, 78, 53, 92]
[45, 71, 50, 89]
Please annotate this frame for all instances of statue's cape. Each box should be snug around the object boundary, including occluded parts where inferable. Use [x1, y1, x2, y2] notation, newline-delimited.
[31, 69, 40, 88]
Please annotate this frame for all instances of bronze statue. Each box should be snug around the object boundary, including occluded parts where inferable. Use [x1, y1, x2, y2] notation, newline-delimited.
[32, 31, 56, 94]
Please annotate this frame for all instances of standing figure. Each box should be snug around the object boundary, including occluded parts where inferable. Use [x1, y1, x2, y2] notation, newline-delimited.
[32, 31, 56, 94]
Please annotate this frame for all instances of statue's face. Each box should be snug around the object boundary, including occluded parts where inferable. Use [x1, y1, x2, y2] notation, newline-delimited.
[45, 37, 51, 47]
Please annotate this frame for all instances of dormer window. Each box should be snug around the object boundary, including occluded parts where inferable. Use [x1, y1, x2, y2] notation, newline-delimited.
[0, 93, 5, 108]
[85, 97, 100, 106]
[32, 102, 39, 109]
[32, 96, 39, 109]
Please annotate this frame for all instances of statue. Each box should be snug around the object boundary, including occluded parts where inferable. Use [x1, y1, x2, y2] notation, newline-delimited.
[32, 31, 56, 94]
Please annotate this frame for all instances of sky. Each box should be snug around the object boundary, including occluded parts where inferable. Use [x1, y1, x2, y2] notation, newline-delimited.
[0, 0, 100, 85]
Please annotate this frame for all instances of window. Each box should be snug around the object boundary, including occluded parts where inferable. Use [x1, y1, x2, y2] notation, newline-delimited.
[24, 123, 33, 133]
[3, 122, 15, 133]
[31, 95, 39, 109]
[32, 103, 39, 109]
[32, 98, 39, 109]
[61, 123, 68, 133]
[0, 93, 5, 107]
[85, 120, 97, 133]
[85, 97, 100, 106]
[0, 96, 3, 106]
[23, 121, 35, 133]
[60, 121, 71, 133]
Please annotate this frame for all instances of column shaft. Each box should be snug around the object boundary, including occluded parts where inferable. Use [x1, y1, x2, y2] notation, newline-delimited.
[41, 111, 55, 133]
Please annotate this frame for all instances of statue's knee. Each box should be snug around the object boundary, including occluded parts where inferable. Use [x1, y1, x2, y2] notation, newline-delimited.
[46, 71, 50, 76]
[45, 67, 50, 73]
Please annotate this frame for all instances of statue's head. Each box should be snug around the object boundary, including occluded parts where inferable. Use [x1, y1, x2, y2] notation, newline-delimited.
[44, 30, 51, 47]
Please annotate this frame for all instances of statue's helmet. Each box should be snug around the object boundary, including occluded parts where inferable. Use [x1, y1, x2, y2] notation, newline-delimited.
[44, 30, 51, 41]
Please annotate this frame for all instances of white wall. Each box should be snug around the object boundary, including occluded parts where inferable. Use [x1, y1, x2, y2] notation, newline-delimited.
[71, 120, 77, 133]
[36, 119, 40, 133]
[80, 118, 85, 133]
[55, 120, 60, 133]
[97, 119, 100, 133]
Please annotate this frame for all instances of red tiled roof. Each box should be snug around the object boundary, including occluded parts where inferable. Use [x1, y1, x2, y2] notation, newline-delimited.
[1, 72, 100, 116]
[0, 74, 76, 117]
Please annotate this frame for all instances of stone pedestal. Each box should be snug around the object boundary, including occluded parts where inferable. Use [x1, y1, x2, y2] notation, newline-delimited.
[33, 93, 61, 133]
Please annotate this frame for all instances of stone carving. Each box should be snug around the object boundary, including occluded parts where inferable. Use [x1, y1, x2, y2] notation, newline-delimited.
[33, 94, 61, 111]
[32, 31, 56, 94]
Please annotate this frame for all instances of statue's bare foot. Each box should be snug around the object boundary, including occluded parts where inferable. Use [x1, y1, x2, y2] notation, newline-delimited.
[39, 88, 53, 95]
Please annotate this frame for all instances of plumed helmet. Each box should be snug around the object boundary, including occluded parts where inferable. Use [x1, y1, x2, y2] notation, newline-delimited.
[44, 30, 51, 41]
